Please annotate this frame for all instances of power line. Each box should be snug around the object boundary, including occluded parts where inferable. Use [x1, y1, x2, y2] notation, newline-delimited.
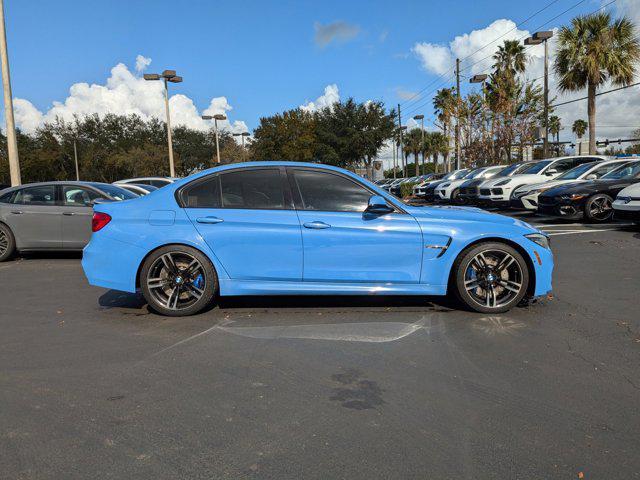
[551, 81, 640, 107]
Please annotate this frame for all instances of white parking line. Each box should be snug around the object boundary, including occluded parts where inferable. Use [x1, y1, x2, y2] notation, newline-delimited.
[546, 228, 620, 236]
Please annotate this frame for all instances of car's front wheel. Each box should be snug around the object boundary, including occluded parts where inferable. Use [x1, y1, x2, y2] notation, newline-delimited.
[584, 194, 613, 223]
[140, 245, 217, 316]
[0, 223, 16, 262]
[452, 242, 530, 313]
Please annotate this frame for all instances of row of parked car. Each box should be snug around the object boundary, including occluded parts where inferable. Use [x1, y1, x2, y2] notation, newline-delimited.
[0, 176, 176, 261]
[376, 155, 640, 223]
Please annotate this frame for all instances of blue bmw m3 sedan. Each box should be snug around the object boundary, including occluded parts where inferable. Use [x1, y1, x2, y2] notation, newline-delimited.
[82, 162, 553, 316]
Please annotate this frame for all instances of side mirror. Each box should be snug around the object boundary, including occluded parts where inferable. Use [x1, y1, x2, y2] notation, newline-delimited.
[545, 168, 558, 176]
[365, 195, 394, 215]
[585, 173, 597, 180]
[89, 197, 108, 207]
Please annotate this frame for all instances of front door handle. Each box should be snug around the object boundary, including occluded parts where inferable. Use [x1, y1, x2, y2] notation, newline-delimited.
[196, 216, 224, 224]
[10, 210, 23, 215]
[303, 221, 331, 229]
[62, 212, 76, 216]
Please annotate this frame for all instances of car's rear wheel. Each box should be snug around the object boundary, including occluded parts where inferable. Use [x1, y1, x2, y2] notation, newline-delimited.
[0, 223, 16, 262]
[140, 245, 217, 316]
[584, 194, 613, 223]
[452, 242, 529, 313]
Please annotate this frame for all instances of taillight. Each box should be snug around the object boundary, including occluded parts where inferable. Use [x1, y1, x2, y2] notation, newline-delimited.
[92, 212, 111, 232]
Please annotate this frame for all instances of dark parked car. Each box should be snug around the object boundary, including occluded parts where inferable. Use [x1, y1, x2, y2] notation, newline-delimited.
[537, 160, 640, 222]
[0, 181, 137, 261]
[458, 162, 533, 205]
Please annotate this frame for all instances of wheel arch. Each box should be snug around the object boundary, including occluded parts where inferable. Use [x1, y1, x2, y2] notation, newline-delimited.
[447, 236, 536, 298]
[135, 242, 218, 290]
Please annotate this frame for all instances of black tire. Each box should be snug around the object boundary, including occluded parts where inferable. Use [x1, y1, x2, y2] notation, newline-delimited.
[451, 188, 464, 204]
[0, 223, 16, 262]
[583, 194, 613, 223]
[452, 242, 530, 314]
[140, 245, 217, 316]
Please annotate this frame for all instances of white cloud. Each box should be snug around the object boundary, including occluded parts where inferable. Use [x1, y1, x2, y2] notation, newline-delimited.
[10, 56, 246, 136]
[135, 54, 151, 73]
[412, 42, 454, 76]
[300, 84, 340, 112]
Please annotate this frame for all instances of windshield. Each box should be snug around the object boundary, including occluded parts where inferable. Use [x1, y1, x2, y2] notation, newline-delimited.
[448, 169, 470, 180]
[521, 160, 552, 174]
[468, 168, 488, 179]
[602, 161, 640, 179]
[557, 162, 597, 180]
[499, 163, 525, 176]
[89, 183, 138, 200]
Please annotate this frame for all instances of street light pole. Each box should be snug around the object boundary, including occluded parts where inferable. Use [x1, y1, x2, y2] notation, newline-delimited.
[144, 70, 183, 177]
[413, 115, 425, 175]
[202, 114, 227, 164]
[470, 74, 488, 163]
[0, 0, 20, 186]
[525, 31, 553, 158]
[73, 140, 79, 180]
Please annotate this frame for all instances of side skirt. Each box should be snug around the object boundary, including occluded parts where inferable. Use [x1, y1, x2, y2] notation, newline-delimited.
[218, 279, 447, 297]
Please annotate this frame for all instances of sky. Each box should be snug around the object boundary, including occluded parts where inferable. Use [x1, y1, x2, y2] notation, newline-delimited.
[3, 0, 640, 163]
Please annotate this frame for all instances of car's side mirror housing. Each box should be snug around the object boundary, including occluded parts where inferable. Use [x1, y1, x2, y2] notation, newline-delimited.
[585, 173, 597, 180]
[545, 168, 558, 176]
[365, 195, 394, 215]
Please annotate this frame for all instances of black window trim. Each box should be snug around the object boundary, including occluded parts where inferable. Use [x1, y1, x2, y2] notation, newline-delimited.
[176, 166, 293, 211]
[285, 166, 407, 214]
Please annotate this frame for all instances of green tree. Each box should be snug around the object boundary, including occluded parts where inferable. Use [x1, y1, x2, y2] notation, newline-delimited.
[433, 88, 456, 170]
[554, 12, 640, 154]
[548, 115, 562, 154]
[572, 119, 587, 139]
[250, 109, 317, 162]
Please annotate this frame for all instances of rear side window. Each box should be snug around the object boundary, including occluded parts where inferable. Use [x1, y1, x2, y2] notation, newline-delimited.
[184, 177, 221, 208]
[220, 169, 285, 209]
[13, 185, 55, 205]
[292, 169, 372, 212]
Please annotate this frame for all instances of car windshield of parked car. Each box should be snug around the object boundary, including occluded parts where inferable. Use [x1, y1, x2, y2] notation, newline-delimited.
[467, 168, 488, 179]
[557, 162, 596, 180]
[498, 163, 523, 176]
[89, 183, 138, 201]
[521, 160, 552, 174]
[602, 161, 640, 179]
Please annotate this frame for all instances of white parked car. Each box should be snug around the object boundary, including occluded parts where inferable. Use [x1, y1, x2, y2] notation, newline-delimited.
[613, 182, 640, 224]
[436, 165, 505, 203]
[477, 155, 610, 207]
[512, 159, 628, 210]
[115, 177, 178, 188]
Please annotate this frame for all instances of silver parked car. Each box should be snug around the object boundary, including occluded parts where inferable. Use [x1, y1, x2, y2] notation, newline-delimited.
[0, 181, 137, 261]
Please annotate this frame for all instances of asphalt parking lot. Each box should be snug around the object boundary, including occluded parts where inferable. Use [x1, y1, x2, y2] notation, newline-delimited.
[1, 212, 639, 479]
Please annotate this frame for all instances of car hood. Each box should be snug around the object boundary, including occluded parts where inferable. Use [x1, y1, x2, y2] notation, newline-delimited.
[542, 178, 636, 198]
[617, 182, 640, 197]
[406, 204, 538, 231]
[520, 179, 583, 193]
[480, 173, 547, 188]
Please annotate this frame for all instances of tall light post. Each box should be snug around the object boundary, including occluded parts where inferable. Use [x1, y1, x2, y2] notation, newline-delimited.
[0, 0, 20, 186]
[202, 113, 227, 164]
[525, 31, 553, 158]
[144, 70, 183, 177]
[413, 114, 425, 175]
[233, 131, 250, 148]
[470, 74, 488, 164]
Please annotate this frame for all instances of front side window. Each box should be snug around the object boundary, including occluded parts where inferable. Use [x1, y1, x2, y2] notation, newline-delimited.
[220, 169, 285, 209]
[63, 186, 101, 206]
[292, 169, 373, 212]
[603, 162, 640, 179]
[13, 185, 55, 205]
[590, 162, 624, 178]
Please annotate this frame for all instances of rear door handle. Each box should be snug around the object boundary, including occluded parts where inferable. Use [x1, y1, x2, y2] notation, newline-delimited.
[196, 216, 224, 224]
[303, 221, 331, 229]
[10, 211, 23, 215]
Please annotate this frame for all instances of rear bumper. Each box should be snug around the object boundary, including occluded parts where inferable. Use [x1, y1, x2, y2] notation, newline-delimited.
[82, 233, 145, 293]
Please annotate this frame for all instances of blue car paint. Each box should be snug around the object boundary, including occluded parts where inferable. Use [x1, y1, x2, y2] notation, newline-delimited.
[82, 161, 553, 299]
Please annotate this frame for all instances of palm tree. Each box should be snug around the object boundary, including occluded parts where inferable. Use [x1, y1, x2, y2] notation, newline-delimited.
[554, 12, 640, 154]
[493, 39, 527, 75]
[428, 131, 449, 172]
[572, 118, 588, 154]
[549, 115, 561, 155]
[433, 88, 455, 171]
[403, 128, 423, 175]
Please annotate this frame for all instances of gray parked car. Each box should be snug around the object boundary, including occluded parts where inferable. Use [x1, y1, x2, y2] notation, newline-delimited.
[0, 181, 137, 261]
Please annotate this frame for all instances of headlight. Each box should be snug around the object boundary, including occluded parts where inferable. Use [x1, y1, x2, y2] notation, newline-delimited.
[525, 233, 551, 249]
[560, 193, 587, 200]
[494, 178, 512, 186]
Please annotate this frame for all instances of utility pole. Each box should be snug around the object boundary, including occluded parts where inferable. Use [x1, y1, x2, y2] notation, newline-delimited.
[413, 114, 425, 175]
[392, 133, 397, 179]
[398, 103, 406, 177]
[0, 0, 20, 186]
[455, 58, 461, 170]
[525, 31, 553, 158]
[73, 140, 79, 180]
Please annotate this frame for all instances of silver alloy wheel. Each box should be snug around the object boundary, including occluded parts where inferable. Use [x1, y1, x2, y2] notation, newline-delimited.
[146, 251, 206, 311]
[463, 249, 524, 309]
[589, 196, 612, 220]
[0, 229, 8, 256]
